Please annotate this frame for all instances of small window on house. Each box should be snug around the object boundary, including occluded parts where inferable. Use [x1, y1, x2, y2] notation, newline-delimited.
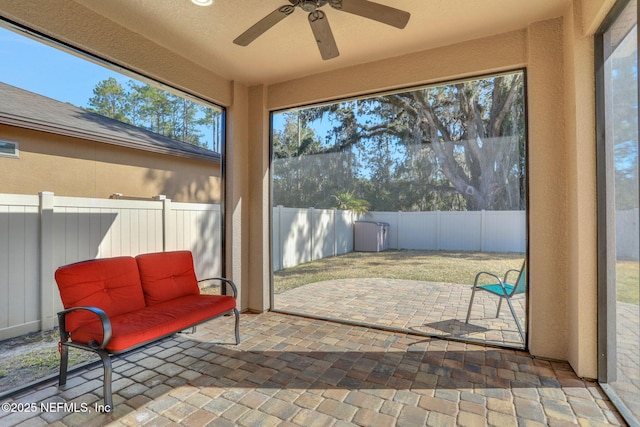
[0, 140, 19, 158]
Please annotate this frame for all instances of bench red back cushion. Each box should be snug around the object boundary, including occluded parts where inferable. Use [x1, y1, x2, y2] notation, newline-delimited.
[135, 251, 200, 306]
[55, 257, 146, 333]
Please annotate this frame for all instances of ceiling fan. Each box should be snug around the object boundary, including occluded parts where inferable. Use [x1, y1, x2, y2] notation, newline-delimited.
[233, 0, 411, 60]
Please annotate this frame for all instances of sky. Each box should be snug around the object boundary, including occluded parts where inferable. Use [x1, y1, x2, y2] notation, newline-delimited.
[0, 26, 124, 108]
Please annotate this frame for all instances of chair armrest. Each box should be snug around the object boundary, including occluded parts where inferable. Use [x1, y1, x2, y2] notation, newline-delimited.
[473, 271, 502, 285]
[198, 277, 238, 299]
[57, 306, 112, 349]
[473, 271, 510, 294]
[502, 268, 521, 284]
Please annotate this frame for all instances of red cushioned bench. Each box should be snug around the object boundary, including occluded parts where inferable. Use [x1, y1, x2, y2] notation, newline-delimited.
[54, 250, 239, 411]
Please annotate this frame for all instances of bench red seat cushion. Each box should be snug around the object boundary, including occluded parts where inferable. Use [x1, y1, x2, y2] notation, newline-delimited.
[135, 251, 201, 306]
[69, 294, 236, 352]
[55, 257, 146, 333]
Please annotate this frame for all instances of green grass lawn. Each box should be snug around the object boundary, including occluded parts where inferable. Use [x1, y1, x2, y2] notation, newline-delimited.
[274, 250, 639, 305]
[273, 250, 525, 294]
[617, 260, 640, 304]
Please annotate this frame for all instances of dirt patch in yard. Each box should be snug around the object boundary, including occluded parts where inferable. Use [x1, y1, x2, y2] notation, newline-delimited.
[0, 329, 97, 395]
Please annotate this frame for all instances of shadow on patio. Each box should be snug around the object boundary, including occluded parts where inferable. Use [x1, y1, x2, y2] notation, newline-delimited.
[0, 312, 625, 426]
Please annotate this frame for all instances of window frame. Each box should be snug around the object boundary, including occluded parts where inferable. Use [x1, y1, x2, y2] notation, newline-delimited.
[595, 0, 639, 425]
[0, 139, 19, 158]
[269, 68, 530, 349]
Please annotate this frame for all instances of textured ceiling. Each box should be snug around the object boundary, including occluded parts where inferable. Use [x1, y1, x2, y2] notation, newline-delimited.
[61, 0, 569, 85]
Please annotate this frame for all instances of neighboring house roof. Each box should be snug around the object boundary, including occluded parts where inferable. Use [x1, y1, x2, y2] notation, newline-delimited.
[0, 82, 220, 163]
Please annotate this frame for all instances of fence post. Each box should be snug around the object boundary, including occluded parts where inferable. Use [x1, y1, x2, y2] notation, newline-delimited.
[480, 210, 486, 252]
[332, 208, 337, 257]
[397, 211, 402, 249]
[276, 205, 283, 270]
[39, 191, 55, 331]
[158, 196, 173, 252]
[309, 207, 315, 262]
[436, 210, 441, 251]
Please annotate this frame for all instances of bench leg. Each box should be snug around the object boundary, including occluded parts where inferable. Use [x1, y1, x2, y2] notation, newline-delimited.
[59, 344, 69, 387]
[234, 308, 240, 344]
[59, 345, 113, 411]
[97, 350, 113, 411]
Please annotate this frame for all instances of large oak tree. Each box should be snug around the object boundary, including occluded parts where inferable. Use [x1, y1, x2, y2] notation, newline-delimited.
[274, 73, 526, 211]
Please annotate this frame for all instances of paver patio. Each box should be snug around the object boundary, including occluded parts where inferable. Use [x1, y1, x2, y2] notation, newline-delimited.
[0, 311, 627, 426]
[275, 279, 527, 348]
[276, 278, 639, 421]
[610, 300, 640, 421]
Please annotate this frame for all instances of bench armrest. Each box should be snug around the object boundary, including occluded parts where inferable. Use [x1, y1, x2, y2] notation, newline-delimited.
[198, 277, 237, 298]
[57, 306, 112, 349]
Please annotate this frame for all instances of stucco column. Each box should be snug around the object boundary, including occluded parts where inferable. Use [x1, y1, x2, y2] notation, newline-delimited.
[226, 82, 250, 311]
[526, 17, 570, 361]
[247, 85, 271, 312]
[562, 0, 610, 380]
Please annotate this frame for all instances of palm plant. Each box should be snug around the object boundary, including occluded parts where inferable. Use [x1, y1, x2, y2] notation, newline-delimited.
[332, 191, 370, 215]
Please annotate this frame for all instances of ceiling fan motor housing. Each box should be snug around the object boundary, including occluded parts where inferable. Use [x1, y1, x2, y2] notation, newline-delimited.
[290, 0, 329, 12]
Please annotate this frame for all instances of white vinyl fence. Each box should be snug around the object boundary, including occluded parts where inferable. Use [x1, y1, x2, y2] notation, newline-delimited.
[273, 206, 527, 271]
[616, 208, 640, 260]
[0, 192, 221, 340]
[367, 210, 527, 253]
[272, 206, 355, 270]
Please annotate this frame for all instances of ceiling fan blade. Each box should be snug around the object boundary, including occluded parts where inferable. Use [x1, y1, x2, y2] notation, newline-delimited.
[308, 10, 339, 60]
[233, 5, 296, 46]
[334, 0, 410, 29]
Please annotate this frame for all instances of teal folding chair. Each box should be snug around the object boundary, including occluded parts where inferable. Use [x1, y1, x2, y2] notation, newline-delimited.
[465, 261, 526, 342]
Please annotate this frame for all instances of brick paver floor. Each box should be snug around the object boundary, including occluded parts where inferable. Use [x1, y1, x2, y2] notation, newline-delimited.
[277, 279, 640, 422]
[275, 279, 526, 348]
[0, 311, 627, 426]
[608, 301, 640, 421]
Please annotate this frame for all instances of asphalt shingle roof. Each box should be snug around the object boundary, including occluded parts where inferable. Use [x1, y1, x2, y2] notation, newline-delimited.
[0, 82, 220, 162]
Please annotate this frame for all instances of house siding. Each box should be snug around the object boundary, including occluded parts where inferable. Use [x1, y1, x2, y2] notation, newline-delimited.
[0, 124, 221, 203]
